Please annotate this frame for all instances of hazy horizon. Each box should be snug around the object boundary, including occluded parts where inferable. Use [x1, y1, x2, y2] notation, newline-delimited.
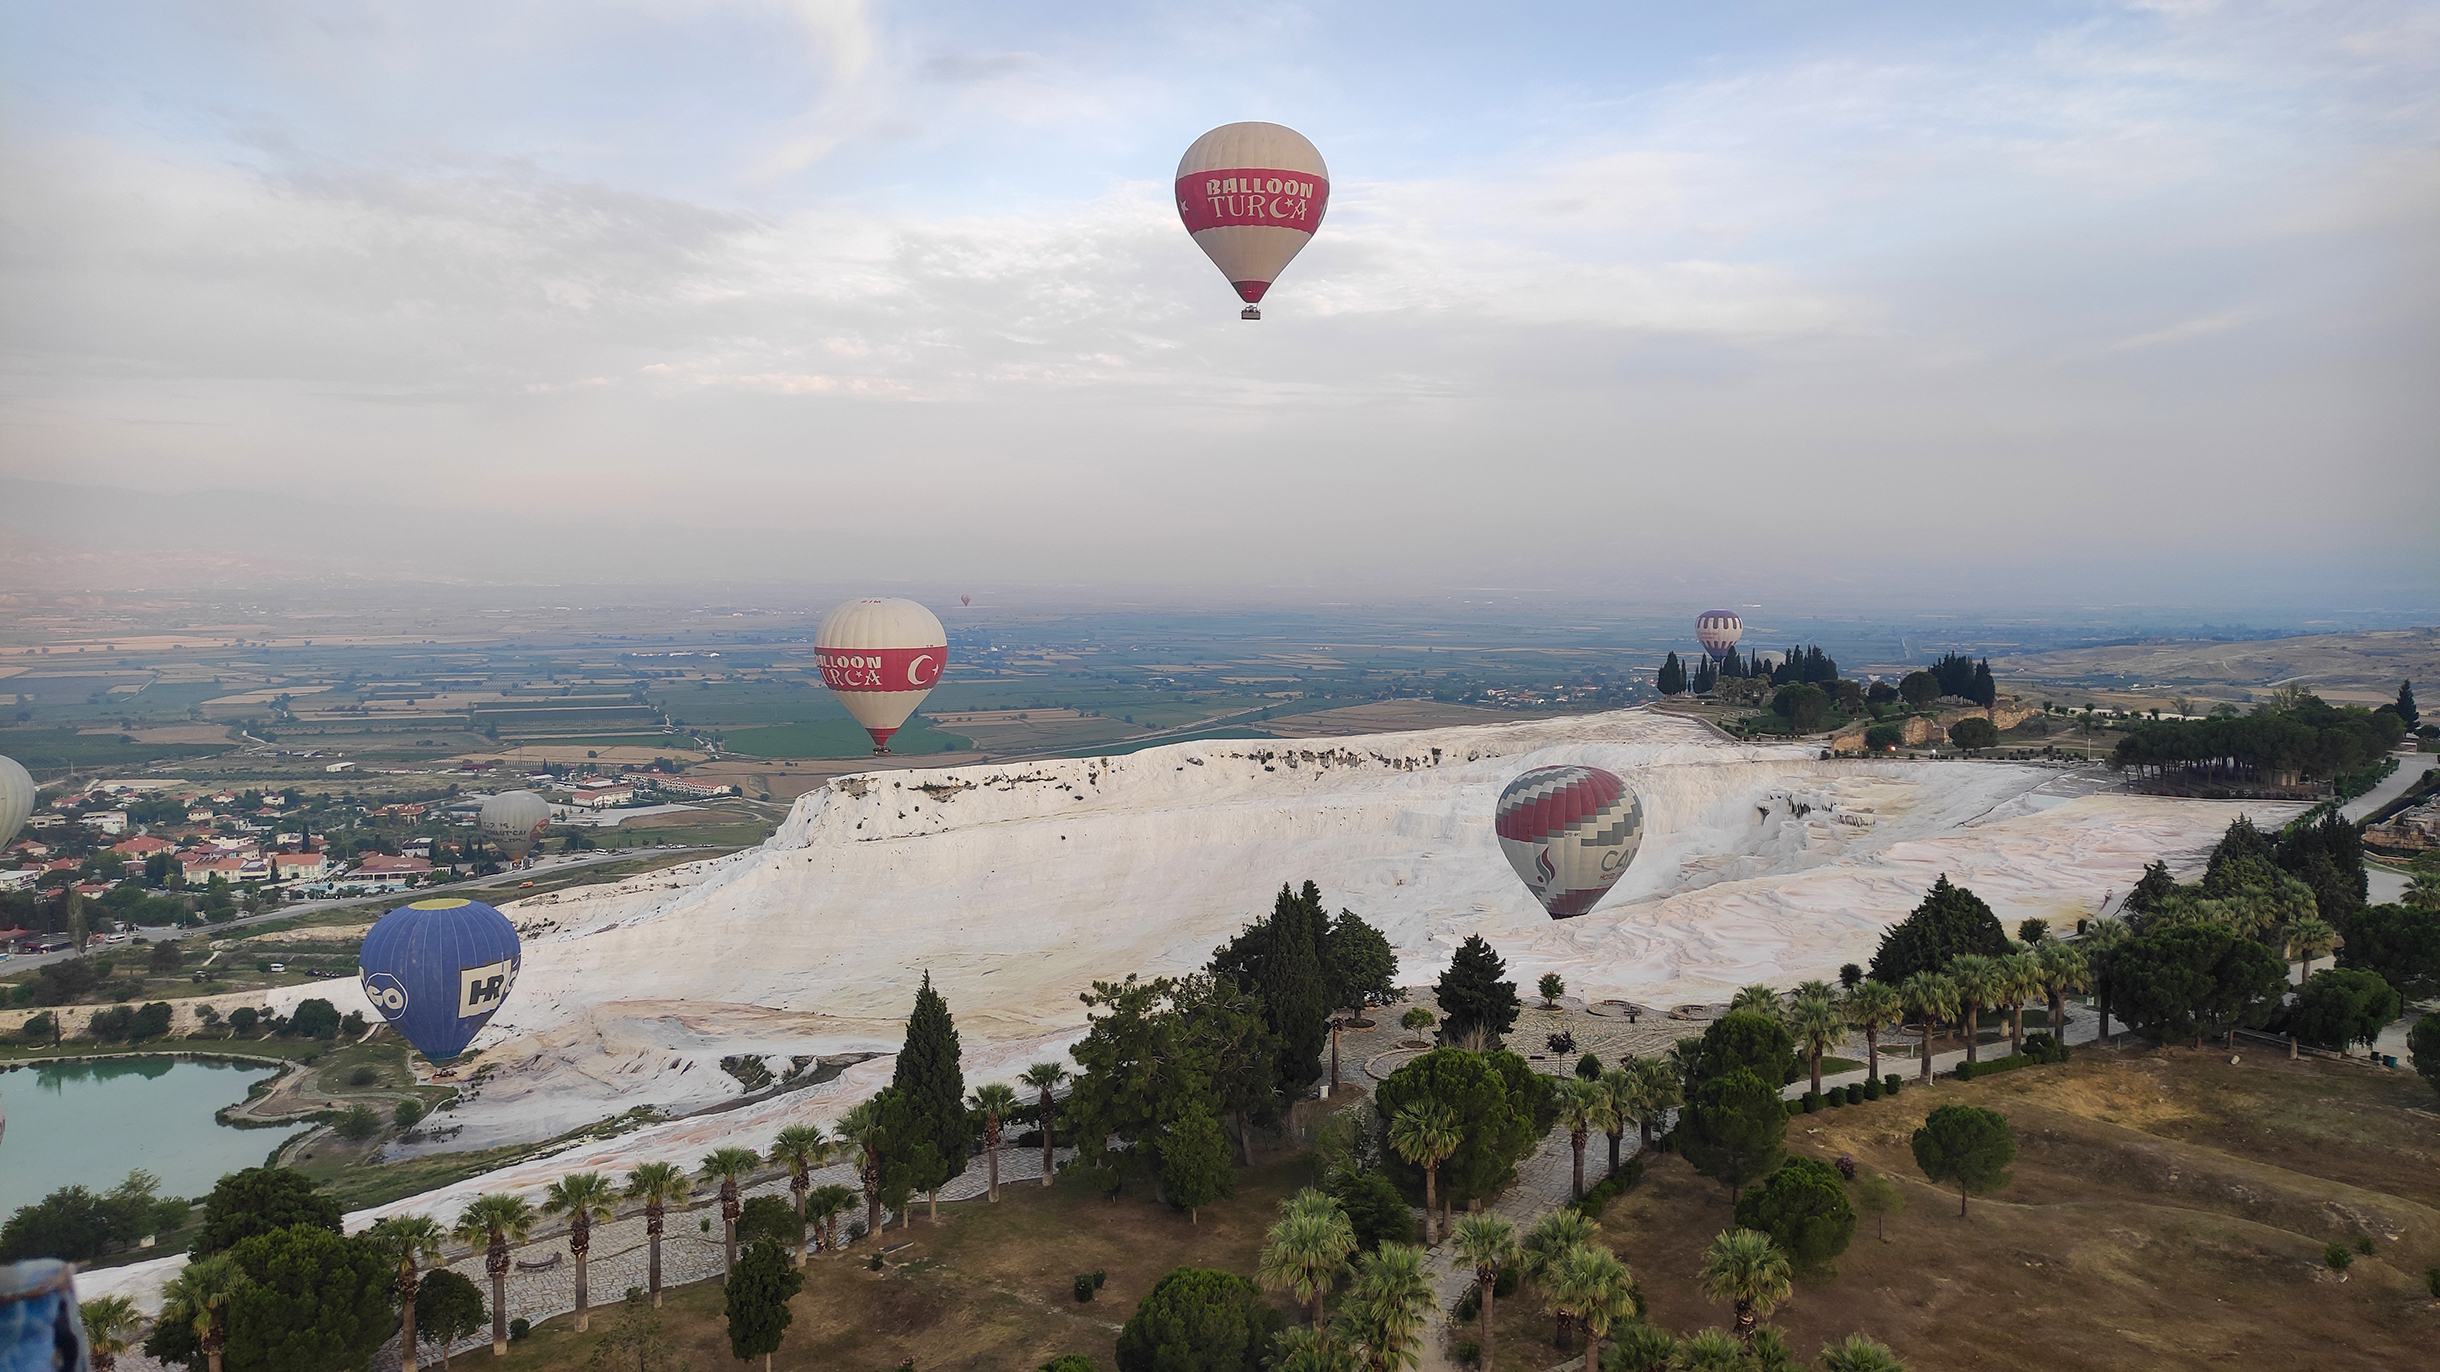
[3, 2, 2435, 606]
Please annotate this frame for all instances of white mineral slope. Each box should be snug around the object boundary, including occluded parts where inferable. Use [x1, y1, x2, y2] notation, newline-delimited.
[82, 708, 2286, 1313]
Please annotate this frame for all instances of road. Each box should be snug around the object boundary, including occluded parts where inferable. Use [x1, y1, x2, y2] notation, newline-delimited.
[1, 846, 709, 973]
[2341, 749, 2432, 823]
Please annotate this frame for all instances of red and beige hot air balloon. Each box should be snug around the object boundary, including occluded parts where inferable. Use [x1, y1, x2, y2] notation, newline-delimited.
[1175, 122, 1329, 320]
[1495, 765, 1645, 920]
[816, 598, 947, 755]
[1695, 610, 1744, 663]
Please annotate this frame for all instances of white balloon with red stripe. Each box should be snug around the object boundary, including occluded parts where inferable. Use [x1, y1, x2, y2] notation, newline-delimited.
[1695, 610, 1744, 662]
[1495, 764, 1645, 919]
[816, 598, 948, 755]
[1175, 122, 1329, 316]
[0, 754, 33, 846]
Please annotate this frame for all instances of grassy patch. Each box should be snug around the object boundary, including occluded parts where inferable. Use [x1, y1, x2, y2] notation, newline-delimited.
[720, 716, 972, 759]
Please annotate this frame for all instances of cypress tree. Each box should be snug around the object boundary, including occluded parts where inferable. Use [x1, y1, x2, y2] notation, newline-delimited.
[1658, 652, 1686, 696]
[888, 973, 970, 1214]
[1970, 659, 1998, 708]
[1262, 885, 1329, 1091]
[2397, 680, 2419, 729]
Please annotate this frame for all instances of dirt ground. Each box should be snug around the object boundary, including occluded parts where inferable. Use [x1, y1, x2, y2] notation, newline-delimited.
[485, 1156, 1315, 1372]
[1506, 1046, 2440, 1372]
[1258, 700, 1558, 738]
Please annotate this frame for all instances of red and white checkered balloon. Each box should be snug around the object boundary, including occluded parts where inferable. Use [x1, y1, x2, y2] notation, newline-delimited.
[1495, 764, 1645, 919]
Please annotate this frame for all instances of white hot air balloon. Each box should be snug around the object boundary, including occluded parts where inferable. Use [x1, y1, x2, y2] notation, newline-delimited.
[0, 755, 34, 847]
[1175, 122, 1330, 320]
[1695, 610, 1745, 663]
[479, 790, 552, 864]
[815, 598, 948, 755]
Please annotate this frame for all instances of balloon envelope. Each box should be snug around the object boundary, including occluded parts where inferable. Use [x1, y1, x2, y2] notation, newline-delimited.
[0, 755, 32, 847]
[816, 598, 947, 754]
[1176, 122, 1329, 308]
[1695, 610, 1744, 662]
[479, 790, 551, 860]
[1496, 765, 1645, 919]
[358, 897, 522, 1063]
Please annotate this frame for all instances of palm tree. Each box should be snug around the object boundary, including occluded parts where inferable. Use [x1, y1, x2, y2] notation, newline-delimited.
[1273, 1327, 1364, 1372]
[366, 1214, 447, 1368]
[453, 1192, 537, 1355]
[1343, 1243, 1433, 1372]
[1631, 1056, 1683, 1147]
[1730, 984, 1782, 1019]
[1900, 972, 1958, 1081]
[540, 1172, 619, 1330]
[1679, 1329, 1746, 1372]
[807, 1183, 857, 1255]
[1946, 955, 2002, 1065]
[1997, 951, 2040, 1055]
[1019, 1061, 1068, 1188]
[968, 1082, 1019, 1202]
[1547, 1242, 1636, 1372]
[1386, 1101, 1460, 1242]
[623, 1160, 692, 1307]
[1818, 1332, 1910, 1371]
[2033, 941, 2089, 1047]
[80, 1294, 142, 1372]
[1258, 1201, 1357, 1327]
[2287, 916, 2338, 981]
[767, 1125, 832, 1266]
[1449, 1213, 1517, 1372]
[835, 1098, 887, 1237]
[157, 1253, 244, 1372]
[1697, 1228, 1792, 1348]
[1842, 981, 1904, 1081]
[1554, 1076, 1613, 1201]
[1608, 1322, 1682, 1372]
[1598, 1066, 1637, 1172]
[1788, 992, 1845, 1097]
[1521, 1209, 1601, 1349]
[699, 1146, 762, 1281]
[2082, 917, 2129, 1039]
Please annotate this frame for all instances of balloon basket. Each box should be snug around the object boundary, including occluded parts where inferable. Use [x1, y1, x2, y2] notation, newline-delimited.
[1240, 305, 1261, 320]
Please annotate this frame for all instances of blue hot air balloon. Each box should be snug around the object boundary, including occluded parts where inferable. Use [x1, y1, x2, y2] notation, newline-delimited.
[357, 897, 522, 1063]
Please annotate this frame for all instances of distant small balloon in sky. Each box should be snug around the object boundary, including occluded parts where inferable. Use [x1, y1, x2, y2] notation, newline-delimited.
[961, 594, 971, 607]
[1696, 610, 1744, 662]
[479, 790, 551, 862]
[1176, 122, 1329, 320]
[358, 897, 522, 1064]
[1496, 765, 1645, 919]
[816, 598, 947, 755]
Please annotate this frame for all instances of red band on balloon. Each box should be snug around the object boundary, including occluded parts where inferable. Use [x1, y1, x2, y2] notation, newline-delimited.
[1176, 168, 1329, 233]
[816, 646, 946, 693]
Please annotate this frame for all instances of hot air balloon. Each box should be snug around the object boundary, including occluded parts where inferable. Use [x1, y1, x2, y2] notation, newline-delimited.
[961, 594, 971, 607]
[815, 598, 947, 755]
[479, 790, 552, 865]
[0, 755, 33, 847]
[357, 897, 521, 1064]
[1495, 765, 1645, 920]
[1176, 122, 1329, 320]
[1695, 610, 1744, 663]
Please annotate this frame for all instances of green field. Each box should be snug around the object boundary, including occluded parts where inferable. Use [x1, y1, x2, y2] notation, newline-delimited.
[0, 727, 228, 774]
[720, 716, 973, 758]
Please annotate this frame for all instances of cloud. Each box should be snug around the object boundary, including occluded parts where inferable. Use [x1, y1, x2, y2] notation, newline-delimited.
[2100, 309, 2248, 352]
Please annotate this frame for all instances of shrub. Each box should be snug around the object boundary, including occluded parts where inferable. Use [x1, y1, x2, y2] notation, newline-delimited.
[1862, 1078, 1882, 1101]
[1456, 1338, 1482, 1366]
[2022, 1032, 2070, 1064]
[2324, 1242, 2352, 1270]
[1844, 1083, 1864, 1105]
[2354, 1235, 2375, 1256]
[508, 1317, 530, 1341]
[1576, 1052, 1603, 1081]
[1324, 1168, 1414, 1250]
[1833, 1155, 1857, 1182]
[332, 1106, 381, 1141]
[1570, 1158, 1645, 1219]
[1454, 1283, 1480, 1323]
[1884, 1074, 1902, 1095]
[2425, 1267, 2439, 1299]
[1801, 1092, 1820, 1114]
[394, 1099, 426, 1129]
[1075, 1274, 1096, 1302]
[348, 1066, 379, 1087]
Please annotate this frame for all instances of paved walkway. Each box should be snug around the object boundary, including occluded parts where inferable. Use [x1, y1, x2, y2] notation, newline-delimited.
[2341, 750, 2429, 823]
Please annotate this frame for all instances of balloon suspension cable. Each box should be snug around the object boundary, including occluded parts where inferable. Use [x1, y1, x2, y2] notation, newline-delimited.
[1241, 305, 1261, 320]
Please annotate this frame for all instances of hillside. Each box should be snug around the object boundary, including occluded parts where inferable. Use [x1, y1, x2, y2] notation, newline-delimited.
[1990, 628, 2438, 706]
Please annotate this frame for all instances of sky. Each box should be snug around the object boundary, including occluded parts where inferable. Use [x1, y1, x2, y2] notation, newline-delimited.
[1, 1, 2434, 607]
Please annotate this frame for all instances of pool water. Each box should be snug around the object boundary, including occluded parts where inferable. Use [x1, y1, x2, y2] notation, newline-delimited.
[0, 1056, 307, 1216]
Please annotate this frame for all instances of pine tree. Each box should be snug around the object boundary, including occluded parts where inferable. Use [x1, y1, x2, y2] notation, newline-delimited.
[888, 973, 970, 1217]
[723, 1239, 803, 1371]
[1867, 875, 2008, 984]
[1160, 1103, 1236, 1221]
[1434, 935, 1521, 1049]
[1263, 885, 1330, 1091]
[1658, 652, 1686, 696]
